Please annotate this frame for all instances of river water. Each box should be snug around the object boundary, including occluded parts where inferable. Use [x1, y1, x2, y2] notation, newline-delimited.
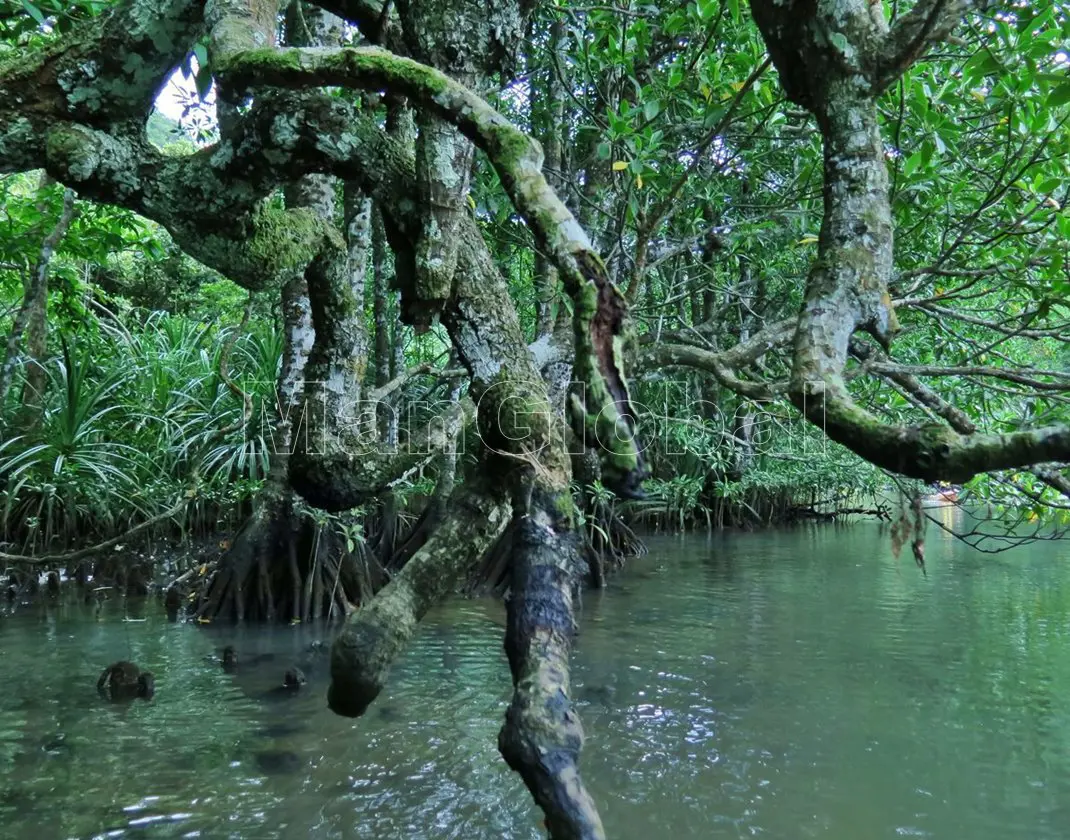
[2, 516, 1069, 839]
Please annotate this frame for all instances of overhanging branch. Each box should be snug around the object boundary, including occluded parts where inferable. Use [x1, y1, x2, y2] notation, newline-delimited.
[213, 43, 645, 494]
[750, 0, 1070, 485]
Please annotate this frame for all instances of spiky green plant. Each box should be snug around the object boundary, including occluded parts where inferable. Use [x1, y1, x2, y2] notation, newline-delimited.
[0, 313, 283, 553]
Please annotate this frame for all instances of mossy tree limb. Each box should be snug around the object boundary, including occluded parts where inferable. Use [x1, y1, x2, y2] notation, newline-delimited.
[211, 42, 645, 495]
[328, 474, 509, 716]
[0, 0, 205, 133]
[289, 394, 471, 512]
[744, 0, 1065, 485]
[280, 50, 606, 830]
[499, 493, 605, 840]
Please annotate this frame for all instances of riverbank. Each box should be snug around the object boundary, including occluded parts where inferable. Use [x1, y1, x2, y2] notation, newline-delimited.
[3, 492, 897, 615]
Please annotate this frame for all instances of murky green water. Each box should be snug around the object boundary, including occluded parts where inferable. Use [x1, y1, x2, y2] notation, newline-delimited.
[3, 516, 1070, 839]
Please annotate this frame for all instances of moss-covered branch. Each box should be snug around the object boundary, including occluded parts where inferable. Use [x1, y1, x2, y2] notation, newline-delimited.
[0, 2, 337, 294]
[329, 476, 509, 716]
[749, 0, 1070, 484]
[10, 114, 335, 292]
[212, 43, 645, 495]
[499, 494, 605, 840]
[290, 396, 471, 512]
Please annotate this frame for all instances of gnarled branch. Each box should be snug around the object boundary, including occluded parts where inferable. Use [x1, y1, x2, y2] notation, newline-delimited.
[329, 474, 509, 716]
[212, 43, 645, 495]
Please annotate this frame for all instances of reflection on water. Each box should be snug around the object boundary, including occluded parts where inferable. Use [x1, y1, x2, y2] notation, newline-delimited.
[2, 517, 1070, 838]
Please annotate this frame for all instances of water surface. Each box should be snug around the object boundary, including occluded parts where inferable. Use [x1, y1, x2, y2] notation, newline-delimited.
[2, 516, 1069, 839]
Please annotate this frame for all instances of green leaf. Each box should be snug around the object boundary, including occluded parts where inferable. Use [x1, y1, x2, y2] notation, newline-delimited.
[20, 0, 46, 25]
[696, 0, 717, 21]
[192, 42, 209, 72]
[1048, 82, 1070, 109]
[903, 151, 923, 177]
[1057, 214, 1070, 239]
[920, 139, 935, 167]
[643, 99, 660, 120]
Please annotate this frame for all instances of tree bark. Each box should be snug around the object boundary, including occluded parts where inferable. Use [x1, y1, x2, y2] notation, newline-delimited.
[329, 474, 509, 716]
[499, 490, 606, 840]
[746, 0, 1042, 483]
[369, 208, 402, 562]
[15, 274, 50, 434]
[198, 275, 316, 622]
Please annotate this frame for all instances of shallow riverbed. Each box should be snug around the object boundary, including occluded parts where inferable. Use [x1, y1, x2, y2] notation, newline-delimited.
[2, 516, 1069, 839]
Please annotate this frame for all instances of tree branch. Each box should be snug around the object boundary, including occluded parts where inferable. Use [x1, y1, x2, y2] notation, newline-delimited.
[1032, 467, 1070, 501]
[0, 186, 76, 410]
[0, 0, 204, 165]
[849, 338, 976, 434]
[329, 474, 509, 716]
[636, 316, 797, 395]
[865, 362, 1070, 392]
[499, 503, 605, 840]
[213, 43, 645, 495]
[873, 0, 981, 93]
[749, 0, 1070, 484]
[636, 342, 787, 400]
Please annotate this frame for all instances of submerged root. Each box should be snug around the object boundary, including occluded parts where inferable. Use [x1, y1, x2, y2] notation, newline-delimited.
[196, 507, 283, 622]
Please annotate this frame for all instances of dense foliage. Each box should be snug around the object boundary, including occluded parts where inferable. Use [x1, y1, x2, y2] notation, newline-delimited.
[4, 2, 1067, 558]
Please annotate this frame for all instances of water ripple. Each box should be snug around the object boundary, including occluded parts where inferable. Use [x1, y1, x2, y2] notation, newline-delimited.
[2, 521, 1070, 838]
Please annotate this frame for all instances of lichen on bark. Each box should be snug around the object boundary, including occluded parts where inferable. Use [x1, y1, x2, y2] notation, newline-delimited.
[329, 474, 509, 716]
[214, 42, 646, 495]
